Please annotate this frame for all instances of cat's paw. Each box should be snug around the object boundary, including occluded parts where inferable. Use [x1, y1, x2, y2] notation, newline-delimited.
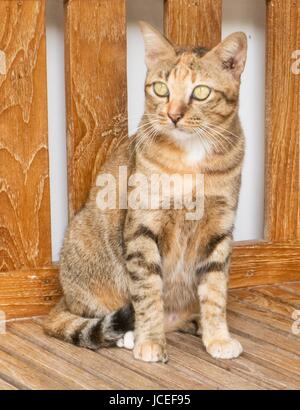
[206, 338, 243, 359]
[116, 331, 135, 350]
[133, 340, 168, 363]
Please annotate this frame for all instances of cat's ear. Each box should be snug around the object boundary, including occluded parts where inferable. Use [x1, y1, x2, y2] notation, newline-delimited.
[139, 21, 176, 69]
[213, 32, 247, 80]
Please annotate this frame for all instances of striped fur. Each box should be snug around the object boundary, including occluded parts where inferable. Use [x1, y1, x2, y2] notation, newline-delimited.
[44, 23, 247, 362]
[44, 299, 134, 350]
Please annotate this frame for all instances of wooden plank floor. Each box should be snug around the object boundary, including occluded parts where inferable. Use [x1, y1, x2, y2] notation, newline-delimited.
[0, 282, 299, 390]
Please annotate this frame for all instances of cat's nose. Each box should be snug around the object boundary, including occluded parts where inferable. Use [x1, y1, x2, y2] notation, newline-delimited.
[167, 100, 186, 125]
[167, 111, 183, 125]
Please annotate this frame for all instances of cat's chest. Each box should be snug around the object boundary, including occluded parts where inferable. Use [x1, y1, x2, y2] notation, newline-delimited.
[161, 217, 200, 311]
[161, 214, 201, 277]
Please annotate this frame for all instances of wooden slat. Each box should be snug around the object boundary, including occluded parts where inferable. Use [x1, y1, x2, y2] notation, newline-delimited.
[0, 282, 300, 390]
[229, 242, 300, 288]
[279, 282, 300, 295]
[64, 0, 128, 217]
[232, 333, 300, 382]
[0, 349, 66, 390]
[0, 268, 61, 320]
[253, 285, 300, 308]
[100, 344, 215, 389]
[265, 0, 300, 241]
[166, 344, 260, 390]
[1, 242, 299, 319]
[0, 331, 114, 389]
[227, 310, 299, 356]
[0, 0, 51, 270]
[168, 332, 296, 390]
[230, 288, 294, 319]
[164, 0, 222, 48]
[228, 298, 291, 334]
[11, 320, 162, 390]
[0, 378, 17, 390]
[28, 318, 213, 389]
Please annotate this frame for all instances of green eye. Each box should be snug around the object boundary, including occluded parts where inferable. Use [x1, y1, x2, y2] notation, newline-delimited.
[153, 82, 169, 97]
[192, 85, 211, 101]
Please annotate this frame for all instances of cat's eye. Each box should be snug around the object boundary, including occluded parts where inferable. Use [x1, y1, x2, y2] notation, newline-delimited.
[153, 82, 169, 97]
[192, 85, 211, 101]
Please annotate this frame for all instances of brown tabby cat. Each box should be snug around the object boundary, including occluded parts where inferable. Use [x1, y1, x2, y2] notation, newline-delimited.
[44, 22, 247, 363]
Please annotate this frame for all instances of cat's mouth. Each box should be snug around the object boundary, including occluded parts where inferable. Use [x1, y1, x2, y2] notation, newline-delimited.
[170, 128, 195, 141]
[151, 119, 195, 140]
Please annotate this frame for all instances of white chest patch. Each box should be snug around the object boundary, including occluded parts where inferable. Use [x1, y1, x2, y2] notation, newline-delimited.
[171, 130, 210, 166]
[184, 138, 208, 166]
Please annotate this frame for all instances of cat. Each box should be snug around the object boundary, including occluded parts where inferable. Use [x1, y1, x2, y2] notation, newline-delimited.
[44, 22, 247, 363]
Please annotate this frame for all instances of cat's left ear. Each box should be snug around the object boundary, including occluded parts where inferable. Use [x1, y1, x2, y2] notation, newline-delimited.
[213, 32, 247, 80]
[139, 21, 176, 69]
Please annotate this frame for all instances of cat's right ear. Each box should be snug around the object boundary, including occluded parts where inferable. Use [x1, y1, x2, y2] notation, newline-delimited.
[139, 21, 176, 69]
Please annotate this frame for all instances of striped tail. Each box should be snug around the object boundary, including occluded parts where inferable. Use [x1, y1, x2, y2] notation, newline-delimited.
[43, 299, 135, 350]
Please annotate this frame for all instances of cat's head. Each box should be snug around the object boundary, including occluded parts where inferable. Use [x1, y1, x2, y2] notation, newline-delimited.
[139, 22, 247, 148]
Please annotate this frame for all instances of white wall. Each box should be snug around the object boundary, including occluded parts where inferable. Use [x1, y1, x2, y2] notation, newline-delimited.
[46, 0, 68, 261]
[222, 0, 266, 242]
[47, 0, 266, 261]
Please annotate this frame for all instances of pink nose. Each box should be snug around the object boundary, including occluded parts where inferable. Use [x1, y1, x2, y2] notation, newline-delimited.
[167, 111, 183, 125]
[167, 100, 186, 125]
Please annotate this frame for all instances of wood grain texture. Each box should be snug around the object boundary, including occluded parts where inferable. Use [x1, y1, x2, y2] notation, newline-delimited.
[64, 0, 128, 216]
[230, 288, 295, 319]
[12, 321, 163, 390]
[230, 241, 300, 288]
[228, 308, 300, 356]
[0, 348, 68, 390]
[0, 0, 51, 270]
[0, 332, 114, 389]
[0, 268, 61, 320]
[164, 0, 222, 48]
[2, 283, 300, 390]
[167, 332, 298, 390]
[99, 341, 213, 389]
[228, 297, 291, 334]
[253, 284, 300, 308]
[0, 378, 17, 390]
[265, 0, 300, 241]
[279, 281, 300, 295]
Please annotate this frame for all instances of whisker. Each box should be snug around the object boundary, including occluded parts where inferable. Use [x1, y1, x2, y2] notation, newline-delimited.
[201, 124, 235, 146]
[192, 127, 214, 154]
[204, 121, 241, 139]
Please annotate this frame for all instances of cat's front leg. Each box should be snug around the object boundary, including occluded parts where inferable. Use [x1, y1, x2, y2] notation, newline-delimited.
[125, 219, 167, 363]
[197, 238, 243, 359]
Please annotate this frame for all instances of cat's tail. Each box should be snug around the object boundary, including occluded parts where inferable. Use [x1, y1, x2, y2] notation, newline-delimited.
[43, 298, 134, 350]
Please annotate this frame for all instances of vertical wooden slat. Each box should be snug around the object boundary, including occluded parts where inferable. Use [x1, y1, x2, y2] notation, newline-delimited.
[164, 0, 222, 48]
[0, 0, 51, 271]
[265, 0, 300, 242]
[64, 0, 128, 217]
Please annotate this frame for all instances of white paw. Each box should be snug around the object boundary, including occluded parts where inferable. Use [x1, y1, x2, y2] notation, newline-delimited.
[123, 331, 135, 350]
[116, 331, 135, 350]
[206, 338, 243, 359]
[116, 338, 124, 348]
